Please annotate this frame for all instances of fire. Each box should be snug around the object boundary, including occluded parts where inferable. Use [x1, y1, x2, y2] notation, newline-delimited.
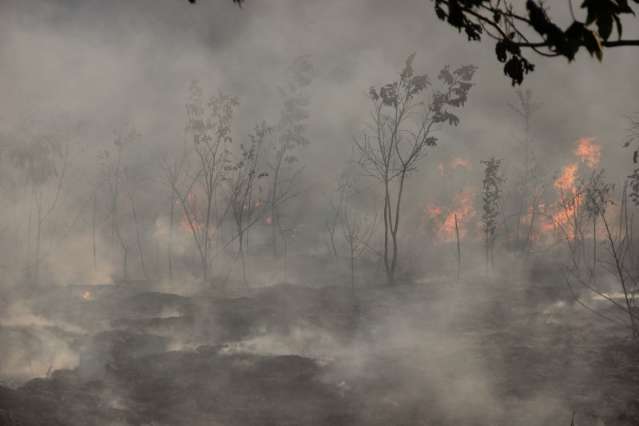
[575, 137, 600, 168]
[427, 206, 442, 217]
[543, 163, 582, 239]
[553, 163, 578, 193]
[436, 158, 471, 177]
[450, 158, 471, 169]
[180, 192, 203, 233]
[82, 291, 94, 301]
[541, 138, 601, 239]
[427, 190, 475, 242]
[543, 200, 580, 239]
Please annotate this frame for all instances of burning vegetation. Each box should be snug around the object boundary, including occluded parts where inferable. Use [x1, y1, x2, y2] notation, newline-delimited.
[424, 139, 606, 246]
[0, 37, 638, 426]
[575, 137, 601, 168]
[427, 189, 476, 243]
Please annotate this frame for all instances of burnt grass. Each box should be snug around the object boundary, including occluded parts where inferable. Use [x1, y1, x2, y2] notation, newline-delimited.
[1, 276, 639, 426]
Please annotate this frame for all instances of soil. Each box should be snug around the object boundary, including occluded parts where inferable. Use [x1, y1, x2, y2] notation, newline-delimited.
[1, 276, 638, 426]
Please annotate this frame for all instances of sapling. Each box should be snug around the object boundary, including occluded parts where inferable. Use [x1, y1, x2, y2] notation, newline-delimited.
[480, 158, 504, 270]
[355, 53, 476, 284]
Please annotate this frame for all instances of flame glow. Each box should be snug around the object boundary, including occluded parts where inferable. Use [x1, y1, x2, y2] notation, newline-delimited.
[553, 163, 578, 193]
[542, 162, 581, 239]
[450, 158, 471, 169]
[427, 190, 475, 242]
[575, 137, 600, 168]
[436, 158, 471, 177]
[537, 138, 601, 240]
[180, 192, 203, 233]
[81, 291, 94, 301]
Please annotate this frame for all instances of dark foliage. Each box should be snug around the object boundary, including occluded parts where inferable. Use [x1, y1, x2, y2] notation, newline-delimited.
[189, 0, 638, 85]
[480, 157, 503, 266]
[432, 0, 639, 84]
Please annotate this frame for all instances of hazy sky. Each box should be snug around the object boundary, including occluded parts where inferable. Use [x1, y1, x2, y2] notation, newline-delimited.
[1, 0, 637, 182]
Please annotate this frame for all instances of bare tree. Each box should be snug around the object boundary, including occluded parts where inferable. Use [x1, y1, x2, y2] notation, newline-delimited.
[226, 122, 270, 286]
[355, 53, 477, 284]
[9, 133, 69, 287]
[267, 56, 313, 257]
[480, 157, 504, 270]
[325, 195, 343, 262]
[627, 114, 639, 206]
[127, 190, 149, 281]
[341, 203, 376, 293]
[324, 170, 355, 262]
[507, 89, 543, 254]
[98, 126, 140, 282]
[165, 81, 238, 284]
[564, 171, 639, 338]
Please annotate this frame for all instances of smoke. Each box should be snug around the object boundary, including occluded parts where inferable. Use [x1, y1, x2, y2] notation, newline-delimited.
[45, 232, 116, 286]
[0, 302, 83, 383]
[0, 0, 634, 291]
[0, 0, 637, 424]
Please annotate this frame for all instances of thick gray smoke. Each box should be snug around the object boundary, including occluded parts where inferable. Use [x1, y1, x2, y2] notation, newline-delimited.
[0, 1, 638, 425]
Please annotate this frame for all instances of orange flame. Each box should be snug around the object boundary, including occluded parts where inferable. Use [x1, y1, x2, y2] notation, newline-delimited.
[543, 163, 581, 239]
[436, 158, 471, 177]
[427, 190, 475, 242]
[82, 291, 94, 301]
[575, 137, 600, 168]
[180, 192, 203, 233]
[427, 206, 442, 217]
[553, 163, 578, 193]
[450, 158, 471, 169]
[532, 137, 601, 241]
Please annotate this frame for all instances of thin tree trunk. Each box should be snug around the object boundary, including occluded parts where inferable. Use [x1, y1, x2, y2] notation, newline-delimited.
[270, 148, 285, 258]
[204, 177, 214, 284]
[122, 244, 128, 282]
[350, 245, 355, 293]
[283, 236, 288, 283]
[383, 179, 392, 284]
[26, 190, 33, 283]
[389, 171, 407, 284]
[168, 194, 175, 282]
[34, 196, 42, 287]
[485, 237, 490, 272]
[238, 223, 247, 286]
[328, 226, 339, 260]
[129, 195, 148, 281]
[524, 199, 538, 258]
[240, 239, 247, 287]
[454, 213, 461, 281]
[592, 216, 597, 277]
[92, 190, 97, 271]
[602, 213, 638, 337]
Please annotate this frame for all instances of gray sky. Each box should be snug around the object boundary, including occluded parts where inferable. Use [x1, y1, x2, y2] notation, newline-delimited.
[1, 0, 637, 185]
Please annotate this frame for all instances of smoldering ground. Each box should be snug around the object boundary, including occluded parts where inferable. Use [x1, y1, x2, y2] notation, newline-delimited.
[1, 0, 639, 425]
[2, 272, 635, 425]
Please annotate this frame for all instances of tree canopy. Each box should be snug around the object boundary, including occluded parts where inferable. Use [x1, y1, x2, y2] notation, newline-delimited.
[432, 0, 639, 85]
[190, 0, 639, 86]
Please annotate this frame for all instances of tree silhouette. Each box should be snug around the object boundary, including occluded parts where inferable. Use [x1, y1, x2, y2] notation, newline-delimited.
[266, 56, 313, 258]
[188, 0, 243, 4]
[226, 122, 270, 286]
[190, 0, 639, 85]
[355, 54, 476, 284]
[432, 0, 639, 85]
[480, 157, 504, 269]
